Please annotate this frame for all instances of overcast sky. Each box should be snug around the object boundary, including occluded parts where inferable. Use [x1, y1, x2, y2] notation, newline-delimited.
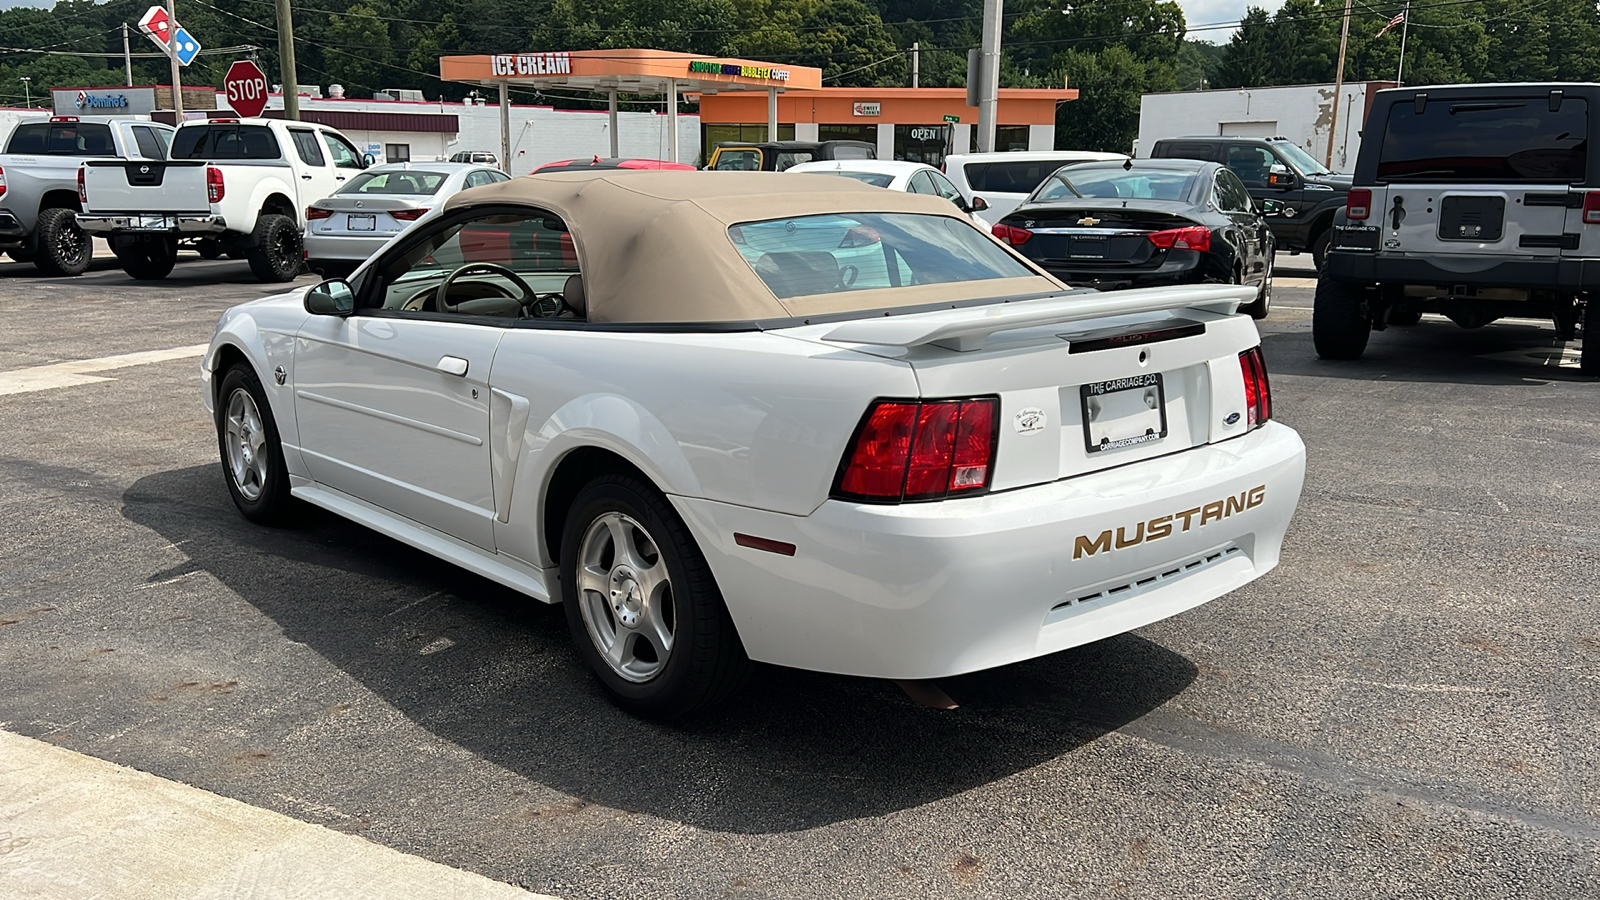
[0, 0, 1286, 37]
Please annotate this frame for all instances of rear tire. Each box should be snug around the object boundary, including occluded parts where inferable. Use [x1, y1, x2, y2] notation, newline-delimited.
[246, 214, 302, 283]
[115, 234, 177, 280]
[560, 473, 749, 719]
[33, 207, 90, 277]
[1313, 276, 1371, 360]
[215, 364, 295, 524]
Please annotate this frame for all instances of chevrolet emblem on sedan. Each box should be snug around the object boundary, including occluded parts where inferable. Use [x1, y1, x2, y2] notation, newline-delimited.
[203, 171, 1305, 719]
[1077, 216, 1100, 226]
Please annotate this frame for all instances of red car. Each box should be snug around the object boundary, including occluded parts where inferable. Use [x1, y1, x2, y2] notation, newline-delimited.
[530, 156, 696, 175]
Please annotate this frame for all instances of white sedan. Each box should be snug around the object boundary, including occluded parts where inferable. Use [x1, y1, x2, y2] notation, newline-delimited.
[786, 159, 992, 227]
[204, 172, 1306, 718]
[304, 162, 510, 271]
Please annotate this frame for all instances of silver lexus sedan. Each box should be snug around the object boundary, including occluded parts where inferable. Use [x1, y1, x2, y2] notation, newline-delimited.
[304, 162, 509, 272]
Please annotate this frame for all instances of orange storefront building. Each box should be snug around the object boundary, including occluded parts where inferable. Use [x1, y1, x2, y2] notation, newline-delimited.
[441, 50, 1078, 167]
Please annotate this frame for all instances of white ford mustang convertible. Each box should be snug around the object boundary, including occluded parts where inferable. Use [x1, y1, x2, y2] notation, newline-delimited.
[203, 171, 1306, 717]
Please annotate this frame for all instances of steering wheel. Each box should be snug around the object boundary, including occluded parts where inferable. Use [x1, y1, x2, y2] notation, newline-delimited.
[435, 262, 535, 314]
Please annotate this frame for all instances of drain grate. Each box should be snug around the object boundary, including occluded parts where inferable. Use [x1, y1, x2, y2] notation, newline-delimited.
[1051, 545, 1242, 615]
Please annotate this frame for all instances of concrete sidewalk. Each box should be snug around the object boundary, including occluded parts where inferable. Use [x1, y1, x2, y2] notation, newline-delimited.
[0, 729, 557, 900]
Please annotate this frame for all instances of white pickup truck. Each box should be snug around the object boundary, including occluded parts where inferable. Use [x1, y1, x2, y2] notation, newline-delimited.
[78, 117, 371, 282]
[0, 115, 173, 276]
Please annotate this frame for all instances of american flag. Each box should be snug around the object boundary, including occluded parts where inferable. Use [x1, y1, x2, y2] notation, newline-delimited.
[1376, 10, 1406, 38]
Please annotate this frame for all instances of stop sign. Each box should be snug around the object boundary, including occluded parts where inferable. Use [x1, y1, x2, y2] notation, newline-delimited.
[224, 60, 269, 118]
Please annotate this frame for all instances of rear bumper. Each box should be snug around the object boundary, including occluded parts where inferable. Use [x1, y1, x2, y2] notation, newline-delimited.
[304, 232, 394, 262]
[0, 212, 26, 247]
[77, 214, 227, 235]
[675, 421, 1307, 680]
[1327, 250, 1600, 291]
[1035, 251, 1205, 291]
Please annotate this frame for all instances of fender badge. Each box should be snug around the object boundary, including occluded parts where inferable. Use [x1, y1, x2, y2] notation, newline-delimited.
[273, 366, 287, 385]
[1223, 412, 1241, 426]
[1014, 407, 1046, 434]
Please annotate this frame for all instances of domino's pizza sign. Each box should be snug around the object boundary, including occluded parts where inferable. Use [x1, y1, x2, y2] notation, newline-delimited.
[75, 91, 131, 110]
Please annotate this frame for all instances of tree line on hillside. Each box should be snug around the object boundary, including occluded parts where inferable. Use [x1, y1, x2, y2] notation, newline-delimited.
[0, 0, 1594, 154]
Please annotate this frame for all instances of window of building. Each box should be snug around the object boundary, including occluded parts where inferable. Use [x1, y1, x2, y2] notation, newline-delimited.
[818, 123, 874, 143]
[701, 123, 796, 165]
[386, 143, 411, 163]
[893, 125, 950, 167]
[995, 125, 1031, 152]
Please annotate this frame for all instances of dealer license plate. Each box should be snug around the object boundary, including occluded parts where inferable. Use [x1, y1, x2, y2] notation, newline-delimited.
[1070, 236, 1107, 259]
[347, 214, 376, 232]
[129, 215, 174, 231]
[1080, 373, 1167, 454]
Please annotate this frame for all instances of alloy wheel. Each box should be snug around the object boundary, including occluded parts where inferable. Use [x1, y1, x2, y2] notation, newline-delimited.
[223, 387, 269, 501]
[576, 511, 675, 683]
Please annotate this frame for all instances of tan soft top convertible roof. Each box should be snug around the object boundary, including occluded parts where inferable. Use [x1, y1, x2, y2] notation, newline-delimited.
[442, 171, 1062, 323]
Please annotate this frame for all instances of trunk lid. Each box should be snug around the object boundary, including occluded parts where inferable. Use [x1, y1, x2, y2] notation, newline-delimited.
[82, 159, 209, 214]
[1007, 202, 1203, 268]
[777, 285, 1262, 489]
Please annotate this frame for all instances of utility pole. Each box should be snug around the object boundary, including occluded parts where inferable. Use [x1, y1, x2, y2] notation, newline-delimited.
[976, 0, 1001, 152]
[911, 41, 919, 88]
[123, 23, 133, 86]
[1396, 0, 1411, 86]
[166, 0, 184, 118]
[1324, 0, 1352, 167]
[276, 0, 299, 120]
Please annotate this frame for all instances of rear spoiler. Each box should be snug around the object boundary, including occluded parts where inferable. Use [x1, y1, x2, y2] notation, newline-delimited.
[819, 284, 1256, 351]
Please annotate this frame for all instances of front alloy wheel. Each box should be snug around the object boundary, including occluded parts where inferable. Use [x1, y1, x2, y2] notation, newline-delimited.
[215, 364, 293, 524]
[223, 387, 270, 503]
[576, 511, 676, 683]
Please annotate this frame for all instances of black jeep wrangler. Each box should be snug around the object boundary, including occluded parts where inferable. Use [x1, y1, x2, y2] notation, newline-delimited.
[1150, 135, 1352, 269]
[1317, 83, 1597, 374]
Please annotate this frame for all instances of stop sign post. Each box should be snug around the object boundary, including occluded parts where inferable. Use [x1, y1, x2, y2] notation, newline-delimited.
[224, 60, 269, 118]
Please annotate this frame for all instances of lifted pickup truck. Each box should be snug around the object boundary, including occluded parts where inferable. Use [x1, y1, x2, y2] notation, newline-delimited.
[78, 117, 371, 282]
[0, 115, 173, 276]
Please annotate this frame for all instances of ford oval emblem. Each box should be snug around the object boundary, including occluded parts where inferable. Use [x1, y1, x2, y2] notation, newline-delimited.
[1224, 412, 1241, 426]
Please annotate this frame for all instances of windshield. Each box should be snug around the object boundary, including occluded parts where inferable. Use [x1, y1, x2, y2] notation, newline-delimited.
[340, 171, 448, 195]
[811, 171, 895, 188]
[729, 212, 1032, 299]
[1275, 142, 1332, 176]
[1040, 169, 1197, 202]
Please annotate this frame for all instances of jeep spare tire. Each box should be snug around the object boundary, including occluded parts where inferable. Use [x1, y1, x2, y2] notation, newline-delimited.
[246, 214, 302, 283]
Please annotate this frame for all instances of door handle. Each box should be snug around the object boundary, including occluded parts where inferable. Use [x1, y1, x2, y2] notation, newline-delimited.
[301, 174, 312, 180]
[436, 356, 469, 376]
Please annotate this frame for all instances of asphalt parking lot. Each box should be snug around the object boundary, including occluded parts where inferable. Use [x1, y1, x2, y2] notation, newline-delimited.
[1, 252, 1597, 898]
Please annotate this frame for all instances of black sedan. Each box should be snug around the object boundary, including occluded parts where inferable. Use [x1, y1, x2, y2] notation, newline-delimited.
[991, 158, 1276, 318]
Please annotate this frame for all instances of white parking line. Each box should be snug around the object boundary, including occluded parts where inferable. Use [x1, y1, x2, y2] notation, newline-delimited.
[0, 729, 557, 900]
[0, 345, 208, 396]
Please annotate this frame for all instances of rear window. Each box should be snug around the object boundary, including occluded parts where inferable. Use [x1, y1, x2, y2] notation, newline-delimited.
[1156, 142, 1217, 162]
[963, 160, 1077, 194]
[6, 122, 116, 156]
[729, 212, 1031, 299]
[171, 124, 282, 160]
[1037, 169, 1196, 202]
[829, 145, 874, 160]
[339, 171, 448, 195]
[712, 149, 762, 171]
[814, 171, 895, 188]
[1377, 98, 1588, 183]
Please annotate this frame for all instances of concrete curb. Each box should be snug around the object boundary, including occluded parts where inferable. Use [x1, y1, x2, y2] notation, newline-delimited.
[0, 729, 557, 900]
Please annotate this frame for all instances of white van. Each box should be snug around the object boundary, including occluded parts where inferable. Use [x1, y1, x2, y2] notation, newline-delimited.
[943, 151, 1129, 222]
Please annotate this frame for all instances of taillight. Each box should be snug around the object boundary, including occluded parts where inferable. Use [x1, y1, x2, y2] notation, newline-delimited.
[1146, 226, 1211, 252]
[0, 165, 12, 200]
[991, 222, 1033, 245]
[305, 206, 333, 220]
[1583, 191, 1600, 225]
[833, 398, 999, 502]
[1238, 346, 1272, 429]
[390, 207, 430, 221]
[1346, 188, 1371, 220]
[206, 166, 224, 203]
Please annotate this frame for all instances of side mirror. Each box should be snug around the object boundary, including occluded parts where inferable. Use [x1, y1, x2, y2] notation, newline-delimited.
[362, 153, 376, 168]
[967, 195, 989, 212]
[1258, 198, 1285, 216]
[1266, 163, 1298, 190]
[305, 278, 355, 316]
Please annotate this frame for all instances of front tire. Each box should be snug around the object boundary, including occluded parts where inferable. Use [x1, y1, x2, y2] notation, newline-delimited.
[246, 214, 302, 283]
[216, 364, 294, 524]
[560, 474, 749, 718]
[115, 234, 176, 280]
[33, 207, 90, 277]
[1313, 275, 1372, 360]
[1240, 254, 1273, 320]
[1311, 229, 1330, 272]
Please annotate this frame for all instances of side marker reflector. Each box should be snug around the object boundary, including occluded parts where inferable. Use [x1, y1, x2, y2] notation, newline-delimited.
[733, 533, 796, 556]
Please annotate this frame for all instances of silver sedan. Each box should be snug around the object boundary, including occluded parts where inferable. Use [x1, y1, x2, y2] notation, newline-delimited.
[304, 162, 510, 271]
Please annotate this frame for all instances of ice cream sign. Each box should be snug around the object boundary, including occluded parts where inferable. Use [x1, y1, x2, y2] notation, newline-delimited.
[491, 53, 572, 76]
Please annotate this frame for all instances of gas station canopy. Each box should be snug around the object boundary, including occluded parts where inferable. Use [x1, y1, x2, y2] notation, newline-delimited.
[440, 50, 822, 164]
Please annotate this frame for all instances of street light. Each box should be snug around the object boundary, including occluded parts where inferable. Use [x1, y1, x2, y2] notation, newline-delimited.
[19, 76, 30, 109]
